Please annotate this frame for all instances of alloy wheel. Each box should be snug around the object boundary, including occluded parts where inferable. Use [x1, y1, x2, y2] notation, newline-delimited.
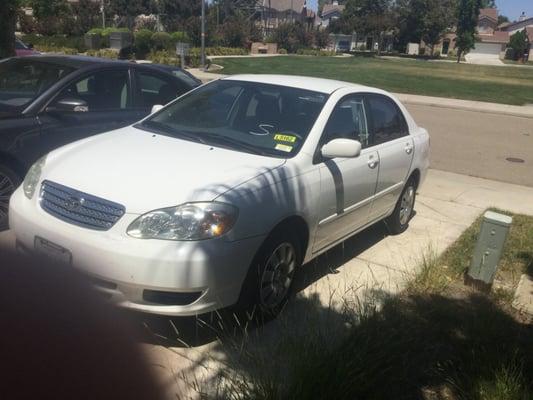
[259, 242, 297, 309]
[399, 185, 415, 226]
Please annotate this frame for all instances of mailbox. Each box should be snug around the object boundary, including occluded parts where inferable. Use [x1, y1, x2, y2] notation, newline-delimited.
[468, 211, 512, 285]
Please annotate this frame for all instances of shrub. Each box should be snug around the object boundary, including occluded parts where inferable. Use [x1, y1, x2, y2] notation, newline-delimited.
[170, 31, 190, 44]
[151, 32, 173, 51]
[433, 50, 441, 58]
[86, 48, 119, 59]
[21, 34, 86, 52]
[278, 48, 287, 54]
[270, 22, 312, 53]
[134, 29, 153, 58]
[296, 48, 336, 56]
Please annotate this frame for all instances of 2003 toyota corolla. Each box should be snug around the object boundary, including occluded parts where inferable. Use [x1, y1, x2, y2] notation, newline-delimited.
[9, 75, 430, 317]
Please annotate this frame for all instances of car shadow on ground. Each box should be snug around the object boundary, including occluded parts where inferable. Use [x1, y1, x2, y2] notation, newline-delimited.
[126, 221, 391, 348]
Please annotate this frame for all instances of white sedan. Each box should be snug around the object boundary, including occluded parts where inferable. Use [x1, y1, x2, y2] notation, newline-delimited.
[9, 75, 430, 317]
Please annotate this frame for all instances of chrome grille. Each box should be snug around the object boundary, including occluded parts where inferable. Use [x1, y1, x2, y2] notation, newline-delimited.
[40, 180, 125, 231]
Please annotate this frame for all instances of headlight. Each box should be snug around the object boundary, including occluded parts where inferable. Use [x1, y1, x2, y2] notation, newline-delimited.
[127, 202, 238, 241]
[23, 155, 47, 199]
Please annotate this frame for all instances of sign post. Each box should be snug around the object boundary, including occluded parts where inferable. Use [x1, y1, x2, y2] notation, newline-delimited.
[176, 42, 190, 69]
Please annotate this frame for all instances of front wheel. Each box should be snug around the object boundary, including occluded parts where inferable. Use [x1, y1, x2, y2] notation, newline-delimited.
[385, 178, 417, 235]
[0, 165, 21, 231]
[236, 231, 301, 321]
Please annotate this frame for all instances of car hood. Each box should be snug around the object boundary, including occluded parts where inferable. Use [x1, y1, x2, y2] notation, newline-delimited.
[44, 126, 286, 214]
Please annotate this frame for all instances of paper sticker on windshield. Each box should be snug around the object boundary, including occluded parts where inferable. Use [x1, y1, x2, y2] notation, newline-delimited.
[274, 134, 297, 143]
[275, 144, 293, 153]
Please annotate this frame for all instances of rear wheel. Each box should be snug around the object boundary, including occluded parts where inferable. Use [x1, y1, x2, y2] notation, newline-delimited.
[236, 230, 301, 321]
[385, 177, 417, 235]
[0, 165, 21, 231]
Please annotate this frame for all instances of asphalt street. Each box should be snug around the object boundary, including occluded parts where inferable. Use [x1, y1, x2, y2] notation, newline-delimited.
[407, 104, 533, 187]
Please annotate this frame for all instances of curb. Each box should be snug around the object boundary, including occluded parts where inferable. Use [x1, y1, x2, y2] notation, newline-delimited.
[395, 94, 533, 119]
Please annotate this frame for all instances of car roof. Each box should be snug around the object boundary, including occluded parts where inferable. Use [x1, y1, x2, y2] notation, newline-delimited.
[11, 54, 131, 69]
[222, 74, 375, 94]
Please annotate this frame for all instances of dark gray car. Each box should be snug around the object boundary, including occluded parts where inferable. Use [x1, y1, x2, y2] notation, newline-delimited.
[0, 55, 201, 229]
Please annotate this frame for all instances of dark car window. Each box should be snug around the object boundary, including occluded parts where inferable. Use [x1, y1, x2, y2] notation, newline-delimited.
[137, 71, 186, 108]
[139, 80, 328, 158]
[322, 95, 369, 148]
[168, 68, 200, 87]
[0, 59, 74, 112]
[15, 39, 28, 50]
[55, 69, 131, 112]
[366, 94, 409, 145]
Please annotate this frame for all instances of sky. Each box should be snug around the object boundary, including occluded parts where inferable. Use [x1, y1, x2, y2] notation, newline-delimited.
[305, 0, 533, 21]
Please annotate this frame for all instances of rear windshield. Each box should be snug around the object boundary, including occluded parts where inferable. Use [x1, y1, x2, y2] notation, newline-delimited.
[0, 59, 75, 113]
[139, 80, 328, 158]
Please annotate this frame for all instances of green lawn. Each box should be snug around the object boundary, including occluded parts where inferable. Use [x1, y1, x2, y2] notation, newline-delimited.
[213, 56, 533, 105]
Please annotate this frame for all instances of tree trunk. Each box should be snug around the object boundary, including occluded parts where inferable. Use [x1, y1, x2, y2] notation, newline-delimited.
[457, 49, 462, 63]
[0, 0, 17, 59]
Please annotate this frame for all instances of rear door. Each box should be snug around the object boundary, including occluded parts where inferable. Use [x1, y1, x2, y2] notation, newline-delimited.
[37, 67, 138, 155]
[365, 93, 414, 221]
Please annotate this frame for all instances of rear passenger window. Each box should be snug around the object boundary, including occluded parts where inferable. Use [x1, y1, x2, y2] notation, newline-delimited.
[138, 72, 186, 109]
[367, 95, 408, 145]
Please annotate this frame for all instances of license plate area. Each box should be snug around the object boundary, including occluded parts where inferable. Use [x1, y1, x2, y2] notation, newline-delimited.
[34, 236, 72, 265]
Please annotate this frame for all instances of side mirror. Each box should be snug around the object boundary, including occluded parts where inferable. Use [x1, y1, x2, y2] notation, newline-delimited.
[321, 138, 362, 159]
[47, 97, 88, 113]
[151, 104, 164, 114]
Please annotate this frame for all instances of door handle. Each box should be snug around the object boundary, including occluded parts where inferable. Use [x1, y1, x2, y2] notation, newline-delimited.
[368, 157, 379, 169]
[405, 143, 414, 154]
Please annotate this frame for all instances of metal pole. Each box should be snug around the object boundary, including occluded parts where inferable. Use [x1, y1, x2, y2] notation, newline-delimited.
[201, 0, 206, 71]
[101, 0, 106, 29]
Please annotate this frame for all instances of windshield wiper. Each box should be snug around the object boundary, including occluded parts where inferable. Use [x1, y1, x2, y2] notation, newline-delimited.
[195, 132, 268, 156]
[138, 121, 207, 145]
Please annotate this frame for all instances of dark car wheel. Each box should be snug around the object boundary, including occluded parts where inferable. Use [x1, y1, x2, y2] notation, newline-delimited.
[385, 177, 417, 235]
[0, 165, 21, 231]
[236, 230, 302, 322]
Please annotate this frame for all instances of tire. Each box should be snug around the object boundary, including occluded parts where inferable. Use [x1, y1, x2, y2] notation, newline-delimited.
[0, 165, 21, 231]
[235, 229, 302, 322]
[385, 177, 417, 235]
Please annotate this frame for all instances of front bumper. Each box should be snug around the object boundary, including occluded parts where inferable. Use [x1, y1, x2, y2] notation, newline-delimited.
[9, 187, 265, 316]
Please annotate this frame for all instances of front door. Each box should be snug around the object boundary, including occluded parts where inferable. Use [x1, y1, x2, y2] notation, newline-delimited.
[37, 68, 139, 156]
[365, 94, 414, 221]
[313, 95, 379, 252]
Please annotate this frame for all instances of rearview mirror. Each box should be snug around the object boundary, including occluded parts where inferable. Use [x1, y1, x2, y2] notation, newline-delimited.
[151, 104, 164, 114]
[47, 97, 88, 113]
[321, 138, 362, 159]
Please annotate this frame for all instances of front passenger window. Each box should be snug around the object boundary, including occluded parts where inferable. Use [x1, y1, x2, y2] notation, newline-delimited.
[323, 96, 369, 147]
[56, 69, 131, 112]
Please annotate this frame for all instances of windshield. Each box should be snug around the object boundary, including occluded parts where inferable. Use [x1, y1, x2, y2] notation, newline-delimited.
[139, 80, 328, 158]
[0, 59, 75, 115]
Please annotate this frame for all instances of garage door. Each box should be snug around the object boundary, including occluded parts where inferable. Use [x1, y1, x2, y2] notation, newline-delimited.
[470, 43, 502, 55]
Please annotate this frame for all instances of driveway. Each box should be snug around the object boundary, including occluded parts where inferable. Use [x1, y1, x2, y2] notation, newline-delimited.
[465, 53, 504, 66]
[2, 168, 533, 398]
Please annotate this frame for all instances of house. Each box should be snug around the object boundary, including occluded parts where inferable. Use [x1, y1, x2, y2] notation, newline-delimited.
[320, 1, 344, 28]
[259, 0, 316, 34]
[499, 13, 533, 61]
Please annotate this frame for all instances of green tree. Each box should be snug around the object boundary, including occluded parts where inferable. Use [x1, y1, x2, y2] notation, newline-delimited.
[71, 0, 101, 35]
[343, 0, 395, 55]
[455, 0, 482, 62]
[156, 0, 201, 32]
[498, 15, 509, 25]
[508, 29, 529, 61]
[480, 0, 495, 7]
[107, 0, 153, 29]
[421, 0, 456, 55]
[30, 0, 70, 35]
[0, 0, 19, 58]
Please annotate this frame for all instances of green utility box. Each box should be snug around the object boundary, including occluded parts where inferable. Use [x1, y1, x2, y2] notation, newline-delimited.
[468, 211, 512, 285]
